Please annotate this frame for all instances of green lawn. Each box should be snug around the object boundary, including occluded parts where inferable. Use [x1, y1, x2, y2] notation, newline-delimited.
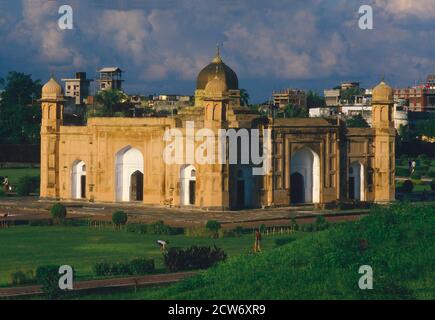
[0, 225, 300, 286]
[0, 168, 39, 185]
[76, 203, 435, 300]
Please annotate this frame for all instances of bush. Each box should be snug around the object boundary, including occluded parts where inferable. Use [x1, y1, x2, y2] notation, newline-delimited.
[36, 265, 64, 300]
[50, 203, 67, 222]
[126, 223, 148, 234]
[9, 270, 35, 286]
[275, 237, 296, 247]
[164, 246, 227, 272]
[0, 188, 6, 197]
[395, 167, 409, 177]
[315, 215, 329, 231]
[29, 219, 53, 226]
[129, 258, 155, 275]
[290, 217, 299, 231]
[185, 226, 209, 237]
[112, 210, 128, 227]
[93, 258, 155, 276]
[205, 220, 221, 237]
[149, 220, 172, 235]
[431, 180, 435, 191]
[401, 180, 414, 193]
[16, 176, 40, 196]
[427, 171, 435, 178]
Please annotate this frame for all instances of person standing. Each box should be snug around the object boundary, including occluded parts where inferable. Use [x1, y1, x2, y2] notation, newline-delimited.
[254, 229, 262, 253]
[3, 176, 9, 193]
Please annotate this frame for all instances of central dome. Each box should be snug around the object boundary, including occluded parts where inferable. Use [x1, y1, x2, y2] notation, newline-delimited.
[196, 48, 238, 90]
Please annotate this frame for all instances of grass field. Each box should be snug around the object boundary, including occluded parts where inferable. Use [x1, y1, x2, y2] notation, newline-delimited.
[0, 168, 39, 185]
[75, 203, 435, 300]
[0, 225, 301, 286]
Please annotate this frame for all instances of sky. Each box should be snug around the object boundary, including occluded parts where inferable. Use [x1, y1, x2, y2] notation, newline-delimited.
[0, 0, 434, 102]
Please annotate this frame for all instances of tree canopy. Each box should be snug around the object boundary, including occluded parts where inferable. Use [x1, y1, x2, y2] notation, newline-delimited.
[0, 72, 42, 144]
[279, 103, 308, 118]
[345, 114, 370, 128]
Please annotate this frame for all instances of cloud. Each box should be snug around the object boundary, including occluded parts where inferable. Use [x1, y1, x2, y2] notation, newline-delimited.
[0, 0, 434, 101]
[376, 0, 435, 19]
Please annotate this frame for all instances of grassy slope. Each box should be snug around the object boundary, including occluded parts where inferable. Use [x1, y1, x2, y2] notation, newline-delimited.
[0, 226, 297, 285]
[82, 203, 434, 300]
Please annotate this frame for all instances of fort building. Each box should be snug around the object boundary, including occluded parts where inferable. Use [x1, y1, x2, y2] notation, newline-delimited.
[39, 51, 395, 210]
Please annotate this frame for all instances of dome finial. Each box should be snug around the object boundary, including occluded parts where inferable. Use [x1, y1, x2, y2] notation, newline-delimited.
[212, 44, 222, 63]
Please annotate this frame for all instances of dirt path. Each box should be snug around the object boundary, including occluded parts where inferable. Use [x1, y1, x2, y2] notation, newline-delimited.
[0, 271, 197, 298]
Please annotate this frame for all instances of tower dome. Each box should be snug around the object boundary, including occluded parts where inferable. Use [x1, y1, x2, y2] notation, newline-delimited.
[372, 80, 393, 102]
[205, 75, 228, 97]
[196, 47, 238, 90]
[42, 76, 63, 98]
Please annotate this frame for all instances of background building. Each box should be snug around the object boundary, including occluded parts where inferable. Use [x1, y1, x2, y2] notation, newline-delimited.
[272, 88, 307, 109]
[97, 67, 123, 92]
[62, 72, 92, 105]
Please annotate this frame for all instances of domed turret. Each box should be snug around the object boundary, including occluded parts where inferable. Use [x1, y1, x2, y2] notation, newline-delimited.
[372, 80, 393, 102]
[196, 47, 238, 90]
[42, 76, 63, 99]
[205, 74, 228, 98]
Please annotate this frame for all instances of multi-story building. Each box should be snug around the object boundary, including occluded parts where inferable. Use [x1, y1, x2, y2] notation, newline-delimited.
[97, 67, 123, 92]
[324, 89, 340, 107]
[61, 72, 92, 105]
[394, 75, 435, 112]
[272, 88, 307, 109]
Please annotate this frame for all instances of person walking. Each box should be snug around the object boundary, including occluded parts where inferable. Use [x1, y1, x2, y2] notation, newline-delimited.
[3, 176, 10, 193]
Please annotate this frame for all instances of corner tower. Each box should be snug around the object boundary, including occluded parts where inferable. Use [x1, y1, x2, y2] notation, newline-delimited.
[39, 77, 65, 198]
[371, 80, 395, 202]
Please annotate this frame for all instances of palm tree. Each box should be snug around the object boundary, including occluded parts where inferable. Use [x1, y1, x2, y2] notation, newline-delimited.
[240, 88, 250, 107]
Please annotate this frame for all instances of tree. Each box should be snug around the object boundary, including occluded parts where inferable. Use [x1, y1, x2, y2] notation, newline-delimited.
[341, 87, 363, 104]
[280, 103, 308, 118]
[240, 88, 250, 107]
[416, 116, 435, 138]
[94, 89, 125, 116]
[346, 114, 370, 128]
[0, 72, 42, 144]
[306, 90, 326, 108]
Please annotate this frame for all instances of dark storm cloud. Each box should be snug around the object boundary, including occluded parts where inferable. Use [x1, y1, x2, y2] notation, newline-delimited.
[0, 0, 434, 102]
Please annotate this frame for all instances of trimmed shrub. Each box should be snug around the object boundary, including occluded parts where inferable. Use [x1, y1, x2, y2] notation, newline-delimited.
[29, 219, 53, 226]
[164, 245, 227, 272]
[126, 223, 148, 234]
[315, 215, 329, 231]
[149, 220, 172, 235]
[112, 210, 128, 227]
[185, 226, 209, 237]
[9, 270, 35, 286]
[290, 217, 299, 231]
[16, 176, 40, 196]
[50, 203, 67, 222]
[129, 258, 155, 275]
[206, 220, 221, 237]
[401, 180, 414, 193]
[36, 265, 64, 300]
[93, 258, 155, 276]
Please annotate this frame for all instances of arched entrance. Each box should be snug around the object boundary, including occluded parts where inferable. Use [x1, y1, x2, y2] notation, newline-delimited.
[290, 172, 304, 204]
[349, 162, 365, 201]
[115, 146, 144, 202]
[235, 166, 254, 208]
[72, 160, 86, 199]
[130, 170, 144, 201]
[290, 147, 320, 204]
[180, 165, 196, 205]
